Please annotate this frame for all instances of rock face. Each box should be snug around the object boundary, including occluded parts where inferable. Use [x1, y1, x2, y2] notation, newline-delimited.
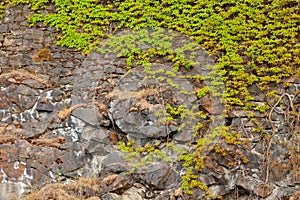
[0, 4, 299, 200]
[108, 66, 204, 143]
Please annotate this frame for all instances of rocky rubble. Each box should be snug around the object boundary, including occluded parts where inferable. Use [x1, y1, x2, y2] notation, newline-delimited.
[0, 4, 299, 200]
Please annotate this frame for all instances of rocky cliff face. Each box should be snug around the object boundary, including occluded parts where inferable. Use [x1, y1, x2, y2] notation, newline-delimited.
[0, 4, 299, 200]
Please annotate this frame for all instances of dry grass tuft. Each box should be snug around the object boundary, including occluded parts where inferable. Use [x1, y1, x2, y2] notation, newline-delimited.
[32, 48, 54, 63]
[0, 70, 51, 87]
[0, 134, 17, 144]
[106, 88, 158, 100]
[106, 88, 162, 113]
[57, 103, 86, 120]
[0, 125, 18, 144]
[23, 183, 79, 200]
[92, 101, 107, 114]
[30, 137, 65, 148]
[23, 178, 101, 200]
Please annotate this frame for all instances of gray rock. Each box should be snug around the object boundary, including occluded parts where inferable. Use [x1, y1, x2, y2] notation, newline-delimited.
[23, 29, 44, 40]
[81, 59, 95, 68]
[64, 61, 74, 68]
[87, 141, 107, 156]
[121, 186, 144, 200]
[21, 121, 48, 138]
[109, 66, 211, 141]
[266, 187, 300, 200]
[36, 101, 54, 112]
[209, 185, 227, 196]
[0, 24, 8, 33]
[107, 172, 133, 194]
[248, 84, 265, 102]
[173, 124, 193, 143]
[52, 151, 85, 177]
[101, 193, 121, 200]
[71, 105, 100, 126]
[22, 79, 45, 89]
[133, 162, 181, 190]
[81, 125, 109, 142]
[102, 151, 129, 173]
[237, 175, 274, 198]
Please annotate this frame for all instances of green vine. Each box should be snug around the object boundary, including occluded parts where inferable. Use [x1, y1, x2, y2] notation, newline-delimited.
[2, 0, 298, 105]
[1, 0, 300, 197]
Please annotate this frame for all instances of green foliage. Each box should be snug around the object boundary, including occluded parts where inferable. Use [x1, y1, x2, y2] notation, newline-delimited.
[2, 0, 298, 106]
[197, 86, 210, 98]
[178, 125, 247, 196]
[118, 140, 174, 174]
[156, 103, 208, 133]
[101, 27, 200, 72]
[181, 167, 211, 195]
[57, 168, 61, 183]
[221, 129, 241, 145]
[1, 0, 299, 197]
[0, 0, 13, 18]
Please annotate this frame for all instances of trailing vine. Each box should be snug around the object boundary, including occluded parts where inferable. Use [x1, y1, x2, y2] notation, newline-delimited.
[2, 0, 298, 105]
[1, 0, 300, 198]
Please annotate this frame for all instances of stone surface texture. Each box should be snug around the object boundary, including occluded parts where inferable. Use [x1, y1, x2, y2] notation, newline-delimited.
[0, 4, 299, 200]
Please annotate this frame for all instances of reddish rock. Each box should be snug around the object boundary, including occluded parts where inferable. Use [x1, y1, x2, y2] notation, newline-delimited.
[2, 161, 26, 181]
[199, 94, 225, 115]
[107, 173, 133, 195]
[109, 132, 118, 145]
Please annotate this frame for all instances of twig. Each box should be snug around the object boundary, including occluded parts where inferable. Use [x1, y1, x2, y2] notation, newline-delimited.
[265, 93, 286, 183]
[265, 92, 297, 183]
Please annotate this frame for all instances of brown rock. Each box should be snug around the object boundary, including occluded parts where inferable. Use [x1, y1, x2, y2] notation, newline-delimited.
[109, 132, 118, 145]
[0, 126, 6, 135]
[109, 173, 133, 194]
[290, 190, 300, 200]
[103, 174, 118, 186]
[199, 94, 224, 115]
[170, 187, 183, 200]
[2, 161, 26, 181]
